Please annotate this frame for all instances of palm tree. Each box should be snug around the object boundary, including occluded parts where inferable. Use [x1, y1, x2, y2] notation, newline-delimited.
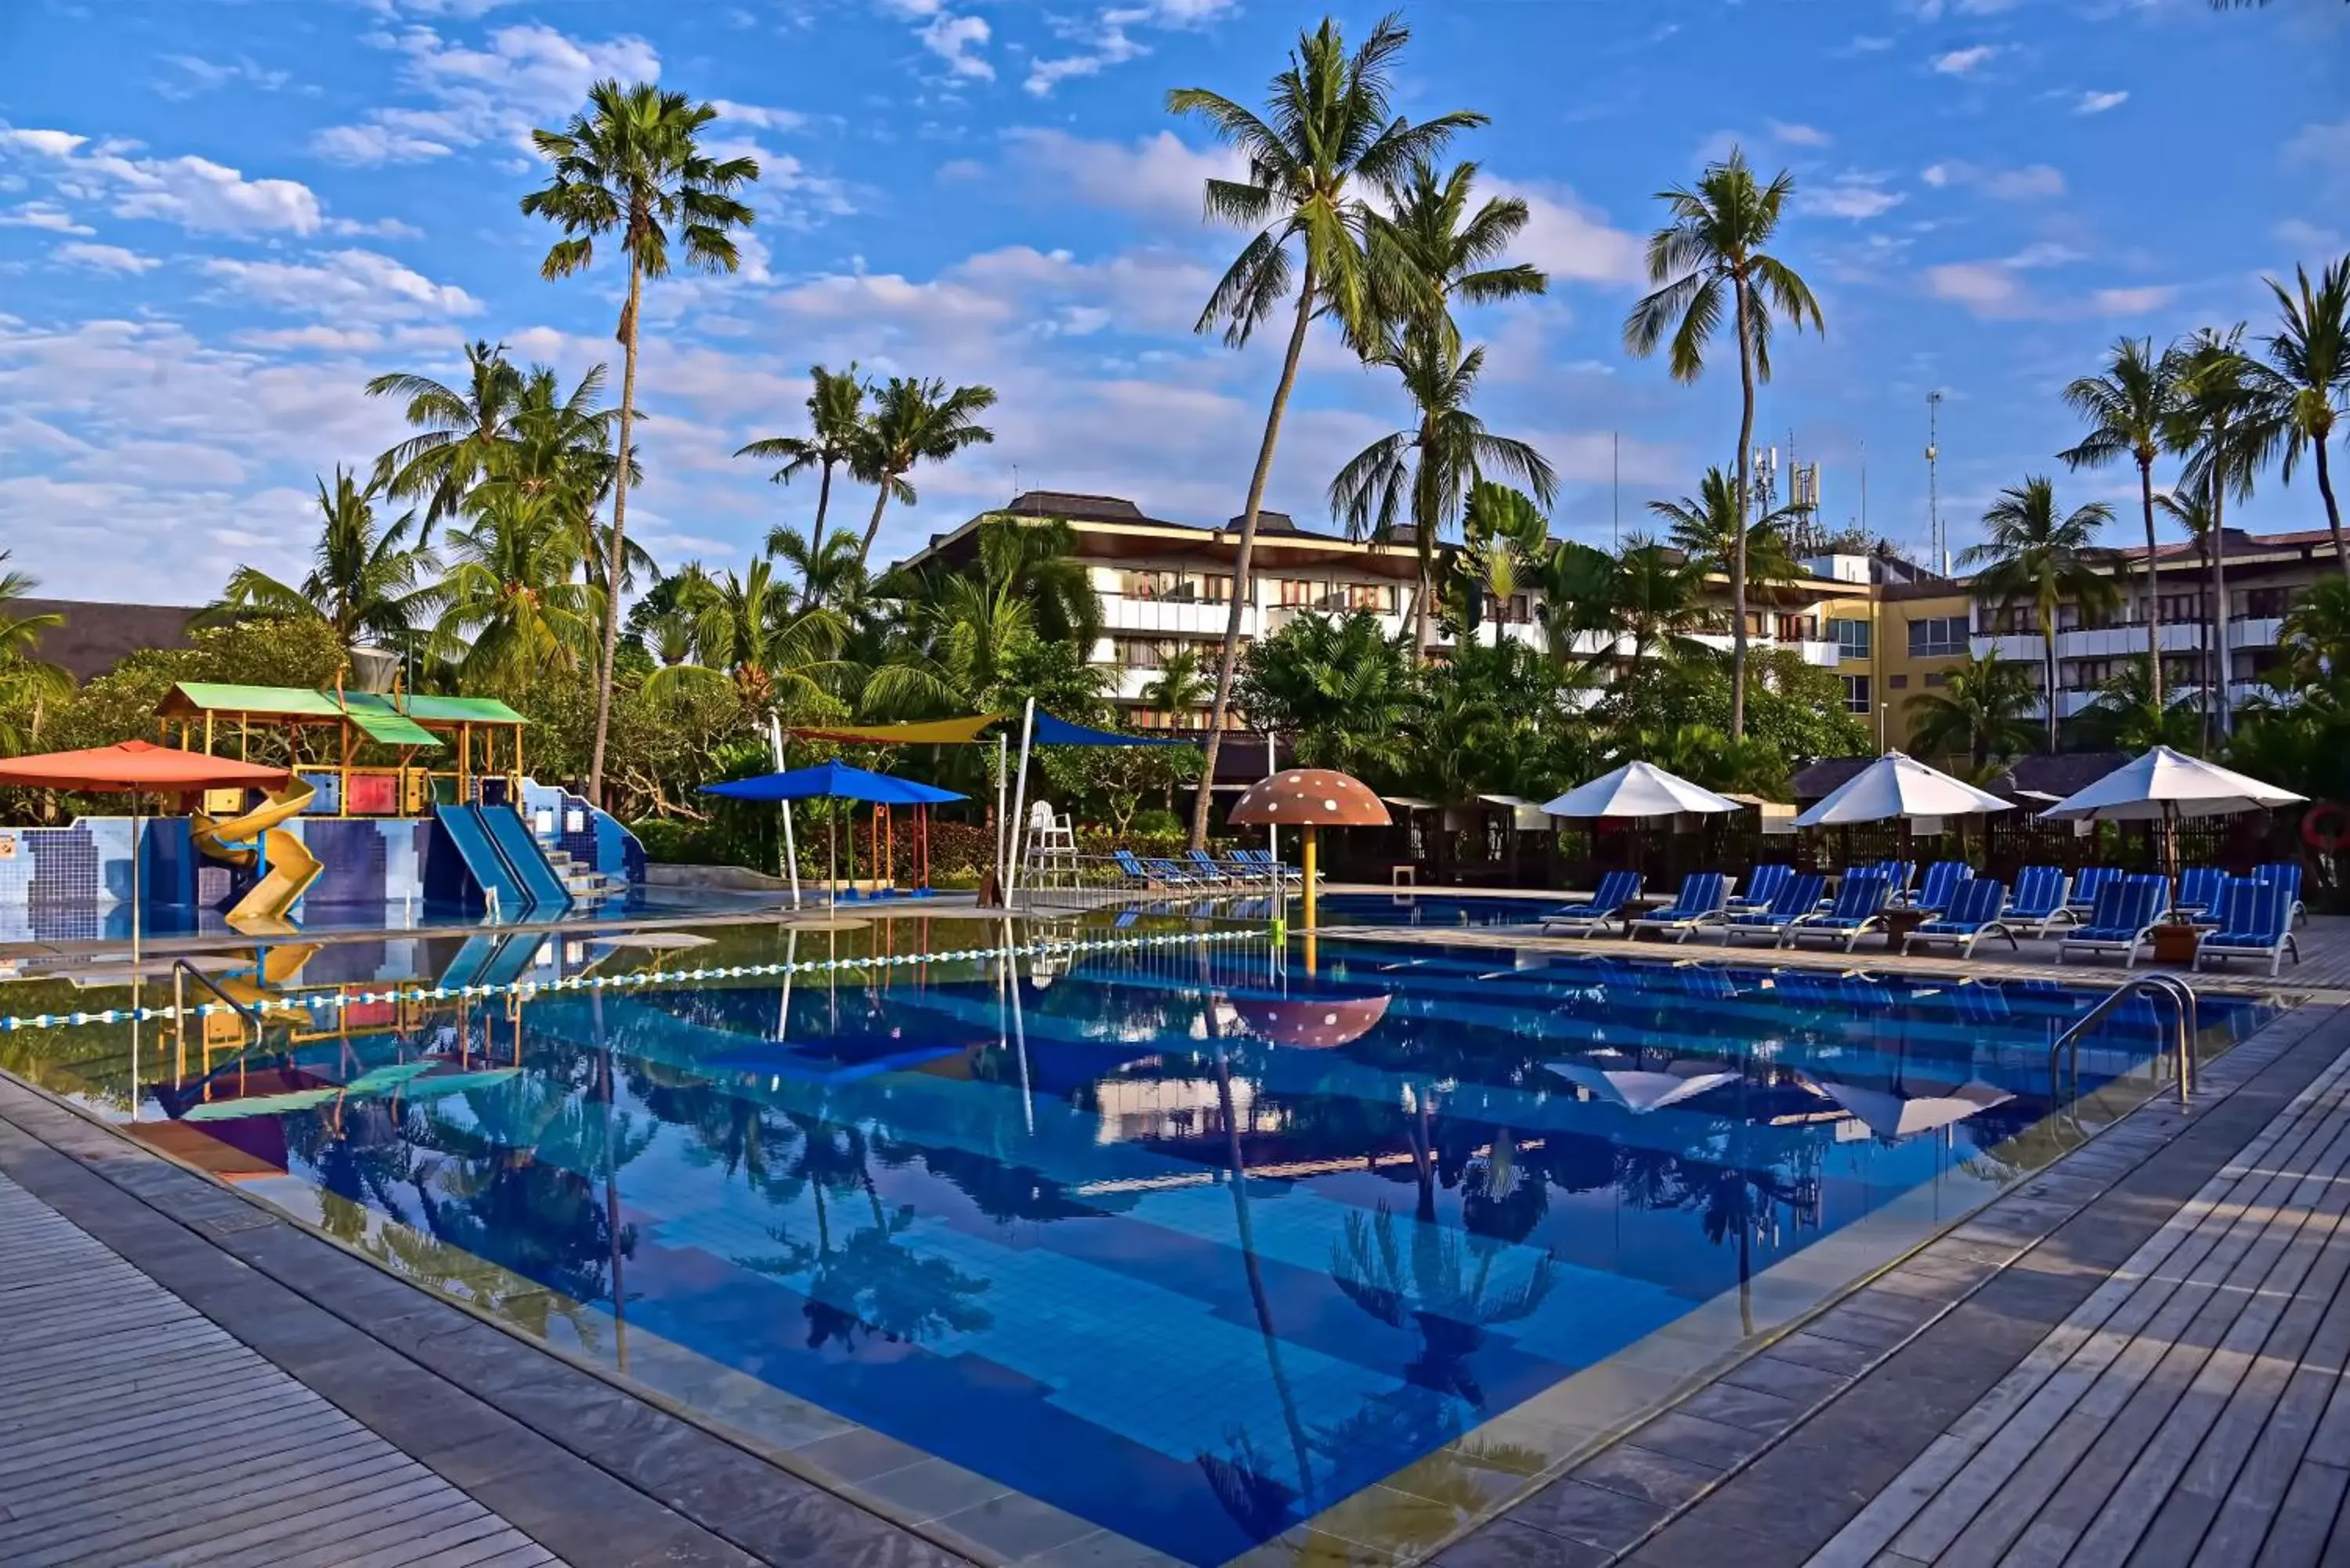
[210, 468, 442, 653]
[433, 495, 602, 689]
[0, 555, 67, 755]
[736, 363, 870, 582]
[642, 555, 847, 715]
[2168, 326, 2283, 742]
[522, 78, 761, 807]
[766, 522, 867, 614]
[1647, 466, 1806, 596]
[1139, 646, 1209, 724]
[2255, 256, 2350, 581]
[851, 376, 997, 567]
[862, 515, 1102, 717]
[2076, 660, 2200, 753]
[1958, 477, 2118, 754]
[468, 364, 649, 596]
[365, 340, 527, 537]
[1169, 13, 1483, 847]
[2059, 336, 2182, 704]
[1453, 479, 1550, 649]
[1623, 147, 1824, 741]
[1362, 157, 1545, 356]
[1608, 538, 1716, 662]
[1328, 334, 1553, 656]
[1904, 652, 2042, 773]
[2155, 486, 2218, 710]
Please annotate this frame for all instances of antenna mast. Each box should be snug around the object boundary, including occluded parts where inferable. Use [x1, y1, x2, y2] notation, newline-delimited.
[1925, 392, 1944, 574]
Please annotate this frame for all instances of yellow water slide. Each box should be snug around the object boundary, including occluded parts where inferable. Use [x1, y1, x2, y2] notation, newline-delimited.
[192, 781, 326, 933]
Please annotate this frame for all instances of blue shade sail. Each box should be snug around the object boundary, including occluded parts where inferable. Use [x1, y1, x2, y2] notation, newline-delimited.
[700, 761, 967, 805]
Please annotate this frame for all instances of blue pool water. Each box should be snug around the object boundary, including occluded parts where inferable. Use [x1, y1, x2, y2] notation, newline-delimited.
[13, 930, 2279, 1563]
[1311, 892, 1553, 927]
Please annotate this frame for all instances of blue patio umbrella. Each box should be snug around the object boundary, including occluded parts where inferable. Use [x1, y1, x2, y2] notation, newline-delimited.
[703, 762, 967, 907]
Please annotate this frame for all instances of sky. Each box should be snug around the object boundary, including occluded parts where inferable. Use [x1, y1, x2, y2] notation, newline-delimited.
[0, 0, 2344, 605]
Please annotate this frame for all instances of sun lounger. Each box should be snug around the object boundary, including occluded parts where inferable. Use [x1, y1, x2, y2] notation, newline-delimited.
[1869, 860, 1916, 898]
[1903, 859, 1970, 916]
[2066, 865, 2122, 916]
[2254, 862, 2306, 927]
[1907, 877, 2016, 958]
[1186, 849, 1240, 883]
[1542, 869, 1644, 937]
[2057, 874, 2171, 967]
[1625, 872, 1728, 942]
[1721, 873, 1827, 946]
[1146, 857, 1209, 887]
[1726, 862, 1792, 915]
[2005, 865, 2075, 938]
[2172, 865, 2229, 924]
[2199, 877, 2300, 977]
[1783, 870, 1892, 951]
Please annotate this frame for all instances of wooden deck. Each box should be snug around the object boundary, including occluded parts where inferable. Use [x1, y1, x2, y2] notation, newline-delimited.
[1808, 1032, 2350, 1567]
[0, 1171, 562, 1568]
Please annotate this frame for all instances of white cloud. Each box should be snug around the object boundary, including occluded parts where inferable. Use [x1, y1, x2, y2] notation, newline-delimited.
[202, 248, 482, 319]
[1025, 0, 1237, 96]
[327, 214, 428, 240]
[711, 99, 808, 132]
[1926, 261, 2023, 313]
[1930, 45, 2001, 76]
[1843, 34, 1894, 53]
[2089, 285, 2175, 316]
[1768, 120, 1833, 147]
[0, 128, 323, 234]
[1921, 160, 2066, 200]
[54, 242, 160, 275]
[2074, 90, 2128, 115]
[2276, 218, 2347, 255]
[0, 201, 91, 234]
[1000, 128, 1236, 229]
[1796, 171, 1904, 221]
[2286, 118, 2350, 175]
[919, 13, 993, 80]
[157, 54, 291, 99]
[313, 23, 661, 165]
[1486, 178, 1646, 286]
[1925, 245, 2161, 321]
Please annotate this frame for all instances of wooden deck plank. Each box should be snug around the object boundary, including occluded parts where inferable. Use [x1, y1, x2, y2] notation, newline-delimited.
[1806, 1034, 2350, 1567]
[0, 1171, 561, 1568]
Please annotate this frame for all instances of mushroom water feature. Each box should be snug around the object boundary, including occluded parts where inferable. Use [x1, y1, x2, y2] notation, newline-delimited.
[1228, 768, 1392, 939]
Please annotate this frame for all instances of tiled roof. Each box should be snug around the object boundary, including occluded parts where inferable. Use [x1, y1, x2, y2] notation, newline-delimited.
[13, 598, 201, 681]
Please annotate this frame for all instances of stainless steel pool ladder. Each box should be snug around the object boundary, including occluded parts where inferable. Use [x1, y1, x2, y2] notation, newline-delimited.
[2049, 973, 2198, 1111]
[172, 958, 262, 1053]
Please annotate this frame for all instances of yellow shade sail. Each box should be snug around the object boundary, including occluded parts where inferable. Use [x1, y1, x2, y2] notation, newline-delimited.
[786, 714, 1006, 746]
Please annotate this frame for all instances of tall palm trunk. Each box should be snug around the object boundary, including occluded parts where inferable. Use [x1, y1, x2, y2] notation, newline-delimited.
[859, 480, 894, 567]
[1191, 258, 1316, 849]
[2041, 602, 2059, 756]
[1730, 275, 1755, 739]
[587, 255, 642, 807]
[1412, 558, 1431, 663]
[2138, 457, 2163, 709]
[808, 460, 836, 596]
[2318, 437, 2348, 587]
[2210, 461, 2231, 743]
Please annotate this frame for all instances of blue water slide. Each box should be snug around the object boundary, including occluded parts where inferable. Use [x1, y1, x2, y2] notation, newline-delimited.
[476, 804, 572, 913]
[432, 803, 528, 915]
[479, 932, 551, 988]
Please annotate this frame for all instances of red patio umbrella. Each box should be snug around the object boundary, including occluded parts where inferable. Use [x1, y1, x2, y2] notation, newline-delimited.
[0, 741, 292, 963]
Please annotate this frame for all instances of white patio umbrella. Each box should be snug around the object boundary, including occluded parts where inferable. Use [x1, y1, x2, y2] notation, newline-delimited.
[1548, 1060, 1743, 1112]
[1540, 761, 1743, 818]
[1810, 1077, 2013, 1139]
[1795, 750, 2014, 827]
[2035, 745, 2305, 878]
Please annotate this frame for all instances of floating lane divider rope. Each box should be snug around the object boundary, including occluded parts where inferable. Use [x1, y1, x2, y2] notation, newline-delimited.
[1, 926, 1270, 1031]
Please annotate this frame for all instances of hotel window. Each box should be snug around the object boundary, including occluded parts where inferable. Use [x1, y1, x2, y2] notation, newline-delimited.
[1278, 579, 1318, 608]
[1889, 674, 1909, 690]
[1341, 582, 1394, 612]
[1841, 674, 1871, 714]
[2243, 587, 2294, 620]
[1828, 617, 1871, 659]
[1777, 613, 1819, 642]
[1118, 638, 1171, 670]
[1201, 575, 1231, 603]
[1907, 616, 1968, 656]
[2067, 658, 2121, 691]
[2157, 592, 2206, 624]
[1924, 672, 1949, 688]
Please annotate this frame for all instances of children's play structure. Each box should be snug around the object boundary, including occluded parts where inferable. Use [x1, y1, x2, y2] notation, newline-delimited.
[0, 681, 644, 941]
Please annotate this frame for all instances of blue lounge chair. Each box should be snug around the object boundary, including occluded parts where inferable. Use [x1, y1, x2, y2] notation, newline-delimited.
[1626, 872, 1728, 942]
[2254, 862, 2306, 928]
[1907, 878, 2016, 958]
[2200, 877, 2300, 977]
[1871, 860, 1916, 898]
[1542, 870, 1644, 937]
[2005, 865, 2074, 938]
[1904, 860, 1970, 915]
[2173, 866, 2229, 923]
[1113, 849, 1182, 887]
[2058, 874, 2171, 967]
[1784, 870, 1893, 951]
[1721, 873, 1827, 946]
[1146, 857, 1208, 887]
[2066, 865, 2122, 916]
[1727, 863, 1793, 915]
[1187, 848, 1238, 884]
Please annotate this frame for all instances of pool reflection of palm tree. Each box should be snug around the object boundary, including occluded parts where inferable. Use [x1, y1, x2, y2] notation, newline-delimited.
[1330, 1205, 1555, 1411]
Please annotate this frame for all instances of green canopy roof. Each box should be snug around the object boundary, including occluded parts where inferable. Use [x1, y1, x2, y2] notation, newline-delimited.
[347, 710, 443, 749]
[158, 683, 526, 728]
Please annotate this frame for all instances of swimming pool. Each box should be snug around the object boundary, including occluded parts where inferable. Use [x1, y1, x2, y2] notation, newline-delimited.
[2, 927, 2281, 1565]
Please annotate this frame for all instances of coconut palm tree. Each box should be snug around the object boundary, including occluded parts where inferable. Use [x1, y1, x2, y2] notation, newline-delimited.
[862, 515, 1102, 718]
[472, 365, 650, 601]
[210, 468, 442, 655]
[2155, 486, 2218, 714]
[433, 496, 602, 689]
[2167, 326, 2283, 742]
[1623, 147, 1824, 741]
[1169, 13, 1484, 847]
[1958, 477, 2118, 754]
[736, 363, 870, 582]
[1328, 334, 1553, 656]
[1139, 646, 1209, 724]
[851, 376, 997, 567]
[1609, 538, 1716, 663]
[1453, 479, 1551, 649]
[1362, 157, 1545, 356]
[766, 522, 867, 614]
[522, 78, 761, 807]
[641, 555, 848, 715]
[2254, 257, 2350, 580]
[2059, 336, 2182, 705]
[365, 340, 528, 537]
[1904, 652, 2043, 774]
[0, 555, 67, 755]
[1647, 467, 1806, 596]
